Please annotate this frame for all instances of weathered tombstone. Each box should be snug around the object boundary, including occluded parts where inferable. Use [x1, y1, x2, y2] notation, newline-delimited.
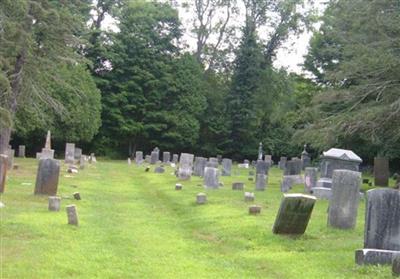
[65, 143, 75, 164]
[317, 148, 362, 188]
[34, 158, 60, 195]
[66, 205, 78, 226]
[18, 145, 26, 158]
[301, 144, 311, 170]
[272, 194, 316, 235]
[244, 159, 250, 164]
[74, 148, 82, 161]
[48, 196, 61, 211]
[255, 174, 267, 191]
[217, 155, 222, 164]
[178, 153, 194, 180]
[393, 256, 400, 276]
[79, 156, 86, 170]
[163, 152, 171, 163]
[232, 182, 244, 190]
[40, 148, 54, 160]
[264, 155, 273, 166]
[206, 160, 218, 168]
[193, 157, 207, 176]
[175, 183, 183, 190]
[73, 192, 81, 200]
[172, 154, 179, 164]
[150, 151, 158, 165]
[196, 193, 207, 204]
[304, 167, 318, 193]
[355, 189, 400, 265]
[0, 154, 8, 193]
[135, 151, 144, 164]
[203, 167, 219, 189]
[284, 159, 302, 175]
[90, 153, 97, 163]
[5, 148, 14, 170]
[279, 157, 287, 170]
[221, 158, 232, 176]
[145, 155, 151, 164]
[209, 157, 219, 165]
[328, 170, 361, 229]
[154, 166, 165, 173]
[249, 205, 261, 215]
[374, 157, 389, 187]
[256, 160, 269, 175]
[244, 192, 255, 202]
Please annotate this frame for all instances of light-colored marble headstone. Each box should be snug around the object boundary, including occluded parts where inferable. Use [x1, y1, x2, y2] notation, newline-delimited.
[203, 167, 219, 188]
[221, 158, 232, 176]
[178, 153, 194, 180]
[65, 143, 75, 164]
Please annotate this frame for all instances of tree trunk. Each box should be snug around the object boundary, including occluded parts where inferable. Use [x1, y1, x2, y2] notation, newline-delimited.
[0, 127, 11, 154]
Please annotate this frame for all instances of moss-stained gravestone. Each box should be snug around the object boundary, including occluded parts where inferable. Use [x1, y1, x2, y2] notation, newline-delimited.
[374, 157, 389, 187]
[34, 158, 60, 195]
[272, 194, 316, 235]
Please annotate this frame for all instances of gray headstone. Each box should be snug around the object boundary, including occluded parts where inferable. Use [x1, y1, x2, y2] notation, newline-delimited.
[73, 192, 81, 200]
[178, 153, 194, 180]
[172, 154, 179, 164]
[221, 158, 232, 176]
[0, 154, 8, 193]
[206, 160, 218, 168]
[304, 167, 318, 193]
[5, 148, 14, 170]
[203, 167, 219, 189]
[255, 174, 267, 191]
[279, 157, 287, 170]
[74, 148, 82, 160]
[150, 151, 158, 164]
[256, 160, 269, 175]
[310, 187, 332, 200]
[66, 204, 78, 226]
[163, 152, 171, 163]
[135, 151, 143, 164]
[217, 155, 222, 164]
[193, 157, 207, 176]
[196, 193, 207, 204]
[232, 182, 244, 190]
[79, 156, 86, 170]
[65, 143, 75, 164]
[272, 194, 316, 235]
[374, 157, 389, 187]
[34, 158, 60, 195]
[145, 155, 151, 163]
[284, 159, 302, 175]
[355, 189, 400, 265]
[18, 145, 26, 158]
[280, 175, 303, 193]
[328, 170, 361, 229]
[40, 148, 54, 160]
[48, 196, 61, 211]
[209, 157, 219, 165]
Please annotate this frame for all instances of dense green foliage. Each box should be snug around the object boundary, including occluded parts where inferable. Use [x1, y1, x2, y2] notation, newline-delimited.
[3, 0, 399, 163]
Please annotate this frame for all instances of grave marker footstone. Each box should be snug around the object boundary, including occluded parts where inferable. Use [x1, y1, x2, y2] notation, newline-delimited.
[374, 157, 389, 187]
[48, 196, 61, 211]
[355, 189, 400, 265]
[272, 194, 316, 235]
[249, 205, 261, 215]
[203, 167, 219, 189]
[196, 193, 207, 204]
[66, 205, 78, 226]
[34, 158, 60, 195]
[244, 192, 255, 202]
[0, 154, 8, 193]
[221, 158, 232, 176]
[328, 170, 361, 229]
[175, 184, 183, 190]
[232, 182, 244, 190]
[154, 166, 165, 173]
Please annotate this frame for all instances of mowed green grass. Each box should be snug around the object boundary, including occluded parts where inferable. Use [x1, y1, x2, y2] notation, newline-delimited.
[0, 158, 394, 278]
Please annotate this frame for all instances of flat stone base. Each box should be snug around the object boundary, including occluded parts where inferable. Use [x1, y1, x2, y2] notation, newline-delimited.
[355, 249, 400, 265]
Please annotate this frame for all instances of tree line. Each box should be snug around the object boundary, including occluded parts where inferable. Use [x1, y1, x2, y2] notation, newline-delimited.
[0, 0, 399, 164]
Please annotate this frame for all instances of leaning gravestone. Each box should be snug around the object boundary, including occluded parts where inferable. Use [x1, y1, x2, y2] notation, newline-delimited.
[150, 151, 158, 165]
[304, 167, 318, 193]
[374, 157, 389, 187]
[221, 158, 232, 176]
[193, 157, 207, 176]
[356, 189, 400, 265]
[255, 174, 267, 191]
[34, 158, 60, 195]
[18, 145, 26, 158]
[0, 154, 8, 193]
[135, 151, 143, 164]
[256, 160, 269, 175]
[178, 153, 194, 180]
[163, 152, 171, 163]
[203, 167, 219, 189]
[272, 194, 316, 235]
[65, 143, 75, 164]
[328, 170, 361, 229]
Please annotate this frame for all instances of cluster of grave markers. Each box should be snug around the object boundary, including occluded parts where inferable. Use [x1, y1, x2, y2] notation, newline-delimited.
[135, 146, 400, 273]
[0, 131, 97, 225]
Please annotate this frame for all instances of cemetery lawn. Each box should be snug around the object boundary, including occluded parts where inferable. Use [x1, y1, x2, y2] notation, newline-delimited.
[1, 159, 394, 279]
